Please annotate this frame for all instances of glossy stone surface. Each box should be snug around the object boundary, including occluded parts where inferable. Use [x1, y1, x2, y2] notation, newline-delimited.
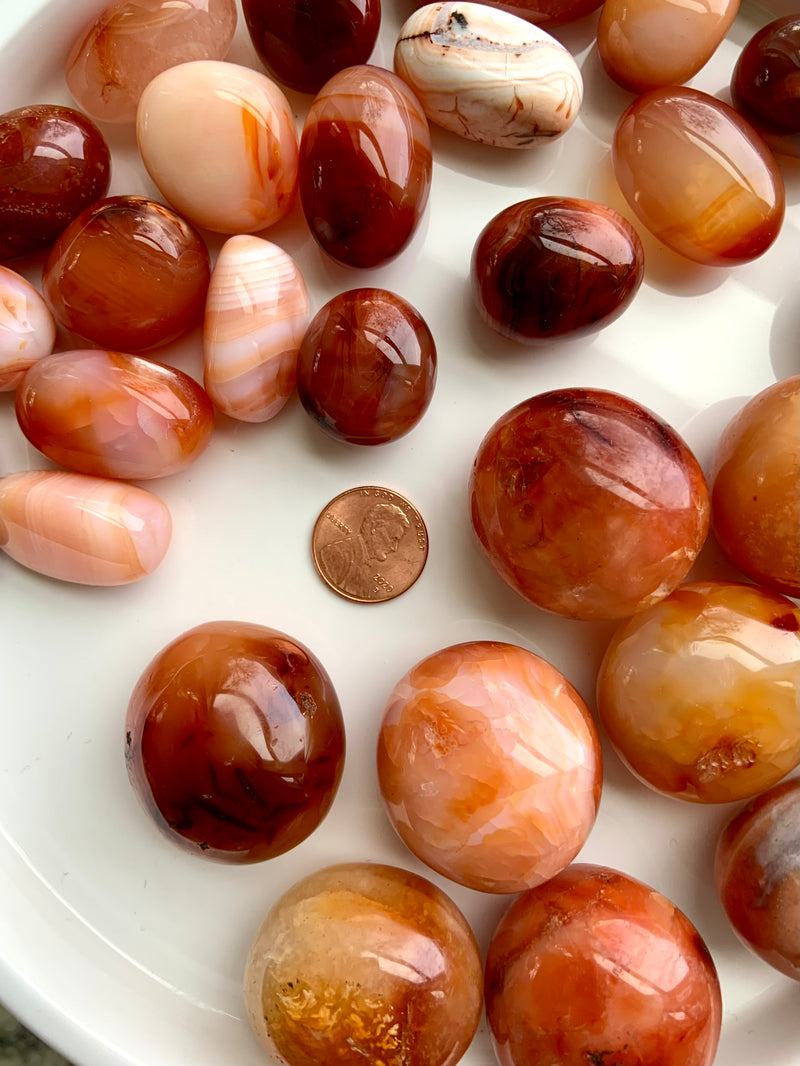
[417, 0, 602, 27]
[597, 581, 800, 804]
[732, 17, 800, 141]
[598, 0, 740, 93]
[203, 235, 309, 422]
[0, 266, 56, 391]
[244, 862, 483, 1064]
[66, 0, 238, 125]
[469, 388, 709, 620]
[715, 778, 800, 980]
[471, 198, 644, 342]
[613, 87, 785, 266]
[711, 376, 799, 597]
[0, 470, 171, 585]
[485, 864, 722, 1066]
[296, 288, 437, 445]
[299, 65, 432, 267]
[243, 0, 381, 94]
[125, 621, 345, 863]
[0, 104, 111, 262]
[377, 641, 601, 893]
[41, 195, 210, 352]
[395, 4, 582, 148]
[137, 61, 298, 234]
[16, 349, 215, 480]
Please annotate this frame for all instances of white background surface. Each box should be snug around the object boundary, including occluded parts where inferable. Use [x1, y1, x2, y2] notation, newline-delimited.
[1, 0, 798, 1064]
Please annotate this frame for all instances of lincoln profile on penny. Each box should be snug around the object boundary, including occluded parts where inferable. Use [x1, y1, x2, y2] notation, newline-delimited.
[319, 501, 410, 599]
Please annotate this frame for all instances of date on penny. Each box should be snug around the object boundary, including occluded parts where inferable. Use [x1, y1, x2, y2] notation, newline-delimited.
[311, 486, 428, 604]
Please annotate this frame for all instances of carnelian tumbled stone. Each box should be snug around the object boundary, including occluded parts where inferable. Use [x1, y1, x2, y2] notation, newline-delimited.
[715, 778, 800, 980]
[299, 65, 432, 267]
[16, 349, 215, 480]
[469, 388, 709, 620]
[125, 621, 345, 862]
[244, 862, 483, 1065]
[296, 288, 437, 445]
[471, 197, 644, 343]
[711, 376, 799, 597]
[485, 864, 722, 1066]
[42, 195, 210, 352]
[731, 16, 800, 141]
[613, 87, 785, 265]
[243, 0, 381, 94]
[0, 104, 111, 261]
[597, 581, 800, 804]
[377, 641, 602, 893]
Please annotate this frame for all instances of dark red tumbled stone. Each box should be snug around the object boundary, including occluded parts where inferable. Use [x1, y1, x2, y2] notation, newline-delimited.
[243, 0, 381, 94]
[469, 388, 710, 620]
[125, 621, 346, 863]
[42, 195, 210, 352]
[471, 197, 644, 343]
[731, 16, 800, 137]
[298, 65, 432, 268]
[0, 104, 111, 261]
[296, 288, 437, 445]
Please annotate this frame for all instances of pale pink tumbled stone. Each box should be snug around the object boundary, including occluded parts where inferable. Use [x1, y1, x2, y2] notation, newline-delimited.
[377, 641, 602, 893]
[203, 235, 309, 422]
[136, 61, 298, 234]
[0, 266, 56, 391]
[0, 470, 171, 585]
[66, 0, 238, 124]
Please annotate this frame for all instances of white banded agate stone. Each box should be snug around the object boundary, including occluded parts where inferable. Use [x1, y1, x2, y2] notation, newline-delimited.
[394, 2, 583, 147]
[203, 236, 309, 423]
[0, 471, 172, 585]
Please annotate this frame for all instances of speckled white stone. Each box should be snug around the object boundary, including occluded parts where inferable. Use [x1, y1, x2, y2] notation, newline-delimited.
[394, 1, 583, 148]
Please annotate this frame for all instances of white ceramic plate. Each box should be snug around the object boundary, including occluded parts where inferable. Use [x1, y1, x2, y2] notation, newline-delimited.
[1, 1, 798, 1064]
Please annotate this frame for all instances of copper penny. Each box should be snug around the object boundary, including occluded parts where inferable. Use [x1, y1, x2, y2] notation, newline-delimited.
[311, 486, 428, 603]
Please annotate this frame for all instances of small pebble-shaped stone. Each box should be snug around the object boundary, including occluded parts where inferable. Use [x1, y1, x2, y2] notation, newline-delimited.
[0, 470, 171, 585]
[711, 376, 799, 597]
[715, 778, 800, 980]
[299, 65, 432, 267]
[0, 266, 56, 391]
[243, 0, 381, 94]
[42, 195, 210, 352]
[66, 0, 238, 124]
[203, 235, 309, 423]
[731, 16, 800, 154]
[377, 641, 602, 893]
[395, 3, 582, 148]
[296, 288, 437, 444]
[470, 388, 709, 620]
[417, 0, 603, 26]
[125, 621, 345, 862]
[0, 104, 111, 261]
[244, 863, 483, 1065]
[471, 197, 644, 341]
[137, 61, 298, 235]
[596, 581, 800, 804]
[613, 87, 785, 265]
[16, 349, 215, 480]
[598, 0, 740, 93]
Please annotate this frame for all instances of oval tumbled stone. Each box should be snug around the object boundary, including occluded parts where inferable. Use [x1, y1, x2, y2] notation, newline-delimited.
[395, 2, 582, 147]
[613, 87, 785, 266]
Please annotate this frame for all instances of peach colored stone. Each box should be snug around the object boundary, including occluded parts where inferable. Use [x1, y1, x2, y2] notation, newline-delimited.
[0, 266, 56, 391]
[377, 641, 602, 893]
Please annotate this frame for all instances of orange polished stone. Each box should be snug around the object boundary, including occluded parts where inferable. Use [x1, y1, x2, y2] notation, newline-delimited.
[715, 778, 800, 980]
[485, 864, 722, 1066]
[244, 862, 483, 1065]
[710, 375, 799, 597]
[598, 0, 740, 93]
[42, 195, 210, 351]
[613, 87, 785, 265]
[597, 581, 800, 804]
[16, 349, 215, 480]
